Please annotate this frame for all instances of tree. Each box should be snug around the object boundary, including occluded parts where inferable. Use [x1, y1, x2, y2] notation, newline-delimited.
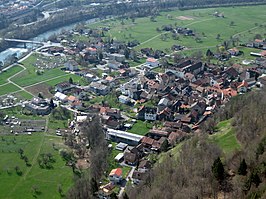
[18, 148, 24, 158]
[216, 34, 221, 40]
[58, 184, 63, 196]
[50, 99, 55, 108]
[90, 177, 98, 195]
[69, 77, 73, 84]
[250, 171, 261, 187]
[238, 159, 247, 175]
[15, 166, 22, 176]
[38, 92, 43, 99]
[212, 157, 224, 181]
[123, 192, 130, 199]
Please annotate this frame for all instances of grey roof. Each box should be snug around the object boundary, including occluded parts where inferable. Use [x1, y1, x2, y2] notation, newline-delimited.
[107, 129, 144, 142]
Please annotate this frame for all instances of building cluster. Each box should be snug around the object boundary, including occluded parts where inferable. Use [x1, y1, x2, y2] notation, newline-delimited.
[0, 0, 37, 17]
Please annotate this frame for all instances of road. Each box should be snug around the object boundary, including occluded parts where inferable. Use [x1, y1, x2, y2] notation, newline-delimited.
[118, 166, 136, 198]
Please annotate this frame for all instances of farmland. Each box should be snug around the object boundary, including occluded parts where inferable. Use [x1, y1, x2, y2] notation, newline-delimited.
[0, 133, 73, 199]
[89, 5, 266, 55]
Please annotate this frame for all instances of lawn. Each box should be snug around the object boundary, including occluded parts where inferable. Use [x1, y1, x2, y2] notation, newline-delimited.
[14, 91, 33, 100]
[210, 119, 241, 154]
[0, 65, 23, 85]
[0, 133, 73, 199]
[0, 83, 21, 96]
[128, 120, 152, 136]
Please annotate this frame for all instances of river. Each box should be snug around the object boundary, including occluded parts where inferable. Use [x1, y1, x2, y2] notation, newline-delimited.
[0, 18, 98, 64]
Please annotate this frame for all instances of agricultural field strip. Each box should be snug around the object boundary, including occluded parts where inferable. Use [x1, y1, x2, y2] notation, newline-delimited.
[136, 18, 216, 48]
[0, 63, 34, 97]
[0, 73, 71, 97]
[232, 20, 266, 38]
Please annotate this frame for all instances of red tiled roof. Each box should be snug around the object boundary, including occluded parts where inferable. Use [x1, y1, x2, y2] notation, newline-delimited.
[109, 168, 122, 177]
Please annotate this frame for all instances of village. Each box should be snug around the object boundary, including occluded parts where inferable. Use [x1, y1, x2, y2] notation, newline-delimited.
[1, 13, 266, 198]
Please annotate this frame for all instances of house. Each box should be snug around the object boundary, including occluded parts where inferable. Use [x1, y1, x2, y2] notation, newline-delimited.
[148, 129, 170, 139]
[132, 170, 146, 184]
[54, 92, 67, 102]
[237, 80, 248, 93]
[100, 107, 121, 119]
[108, 60, 121, 70]
[137, 106, 157, 121]
[65, 60, 79, 71]
[114, 153, 124, 162]
[109, 53, 126, 63]
[145, 57, 159, 68]
[118, 95, 131, 104]
[157, 97, 170, 112]
[25, 97, 51, 115]
[89, 82, 109, 95]
[141, 136, 155, 148]
[124, 151, 138, 165]
[124, 146, 143, 165]
[182, 62, 204, 75]
[55, 82, 73, 93]
[151, 137, 168, 151]
[115, 142, 128, 151]
[138, 160, 152, 172]
[109, 168, 123, 184]
[228, 48, 240, 56]
[98, 183, 115, 199]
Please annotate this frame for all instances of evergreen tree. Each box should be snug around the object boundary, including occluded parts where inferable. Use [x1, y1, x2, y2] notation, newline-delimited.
[238, 159, 247, 175]
[69, 77, 73, 84]
[50, 99, 55, 108]
[90, 177, 98, 195]
[250, 171, 261, 187]
[212, 157, 224, 181]
[123, 192, 130, 199]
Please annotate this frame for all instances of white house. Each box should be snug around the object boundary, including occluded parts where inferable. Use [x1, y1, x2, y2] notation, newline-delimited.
[109, 168, 123, 184]
[65, 60, 79, 71]
[54, 92, 67, 102]
[118, 95, 131, 104]
[145, 57, 159, 68]
[108, 60, 121, 70]
[109, 53, 126, 63]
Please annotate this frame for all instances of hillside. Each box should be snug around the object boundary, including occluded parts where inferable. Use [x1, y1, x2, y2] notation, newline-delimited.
[127, 88, 266, 199]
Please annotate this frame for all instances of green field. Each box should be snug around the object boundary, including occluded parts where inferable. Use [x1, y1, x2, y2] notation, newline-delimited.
[10, 54, 66, 87]
[0, 133, 73, 199]
[0, 66, 23, 85]
[128, 120, 153, 135]
[210, 119, 241, 154]
[0, 83, 21, 96]
[88, 5, 266, 54]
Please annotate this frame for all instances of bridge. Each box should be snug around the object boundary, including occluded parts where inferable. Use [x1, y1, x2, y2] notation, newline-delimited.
[1, 38, 46, 48]
[4, 38, 44, 45]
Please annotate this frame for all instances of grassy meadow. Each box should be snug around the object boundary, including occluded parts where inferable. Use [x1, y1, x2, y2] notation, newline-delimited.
[0, 133, 73, 199]
[210, 119, 241, 154]
[88, 5, 266, 54]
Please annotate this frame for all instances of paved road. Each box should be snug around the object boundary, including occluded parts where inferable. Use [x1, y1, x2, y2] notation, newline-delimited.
[118, 166, 136, 198]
